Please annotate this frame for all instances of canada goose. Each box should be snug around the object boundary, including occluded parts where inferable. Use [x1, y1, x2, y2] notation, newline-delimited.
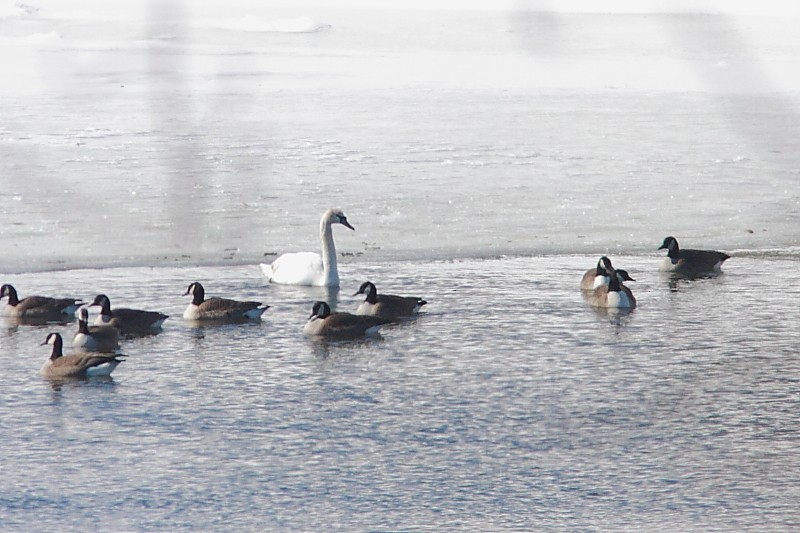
[304, 301, 390, 338]
[260, 208, 355, 287]
[580, 256, 614, 291]
[0, 283, 82, 320]
[41, 332, 124, 379]
[587, 267, 636, 309]
[88, 294, 168, 335]
[183, 281, 269, 321]
[72, 307, 120, 352]
[353, 281, 427, 319]
[658, 236, 730, 276]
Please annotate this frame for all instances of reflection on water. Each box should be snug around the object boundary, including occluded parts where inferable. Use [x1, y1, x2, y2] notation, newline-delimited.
[588, 305, 636, 327]
[662, 271, 729, 293]
[44, 374, 118, 392]
[307, 335, 386, 360]
[2, 315, 78, 328]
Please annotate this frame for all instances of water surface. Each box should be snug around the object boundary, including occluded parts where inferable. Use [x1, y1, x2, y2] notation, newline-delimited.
[1, 254, 799, 531]
[1, 4, 799, 531]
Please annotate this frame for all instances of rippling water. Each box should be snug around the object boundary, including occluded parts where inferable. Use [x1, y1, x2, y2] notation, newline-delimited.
[1, 254, 799, 531]
[2, 3, 800, 531]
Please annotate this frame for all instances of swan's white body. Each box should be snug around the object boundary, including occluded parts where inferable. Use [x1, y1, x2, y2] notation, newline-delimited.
[261, 209, 354, 287]
[264, 251, 330, 286]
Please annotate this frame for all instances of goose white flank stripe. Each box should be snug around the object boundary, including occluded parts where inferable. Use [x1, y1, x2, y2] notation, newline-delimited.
[183, 281, 269, 321]
[261, 208, 355, 287]
[41, 332, 124, 379]
[353, 281, 427, 320]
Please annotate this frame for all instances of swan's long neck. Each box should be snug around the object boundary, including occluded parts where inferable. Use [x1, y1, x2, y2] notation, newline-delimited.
[320, 217, 339, 287]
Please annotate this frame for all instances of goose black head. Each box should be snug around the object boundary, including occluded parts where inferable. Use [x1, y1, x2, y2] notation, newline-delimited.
[596, 256, 613, 275]
[309, 301, 332, 319]
[615, 269, 635, 283]
[42, 332, 64, 360]
[353, 281, 378, 302]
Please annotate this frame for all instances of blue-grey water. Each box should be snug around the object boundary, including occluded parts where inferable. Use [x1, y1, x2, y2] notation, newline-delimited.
[1, 3, 800, 532]
[2, 255, 800, 532]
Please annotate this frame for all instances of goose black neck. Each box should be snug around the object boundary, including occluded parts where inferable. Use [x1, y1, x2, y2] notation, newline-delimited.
[608, 271, 622, 292]
[1, 284, 20, 306]
[666, 240, 680, 259]
[191, 284, 205, 306]
[50, 335, 64, 360]
[364, 286, 378, 304]
[93, 295, 113, 316]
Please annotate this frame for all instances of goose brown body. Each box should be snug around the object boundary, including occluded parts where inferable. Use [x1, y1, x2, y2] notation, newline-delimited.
[580, 257, 613, 291]
[42, 332, 124, 378]
[0, 284, 82, 320]
[89, 294, 168, 335]
[72, 308, 120, 352]
[659, 236, 730, 277]
[354, 281, 426, 319]
[586, 267, 637, 309]
[183, 282, 269, 321]
[304, 301, 390, 338]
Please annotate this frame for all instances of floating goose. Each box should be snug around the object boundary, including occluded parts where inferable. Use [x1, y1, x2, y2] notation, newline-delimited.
[183, 281, 269, 321]
[658, 236, 730, 277]
[88, 294, 168, 335]
[304, 301, 390, 338]
[580, 256, 614, 291]
[261, 208, 355, 287]
[41, 332, 124, 379]
[587, 267, 636, 309]
[353, 281, 427, 319]
[0, 283, 82, 320]
[73, 307, 121, 352]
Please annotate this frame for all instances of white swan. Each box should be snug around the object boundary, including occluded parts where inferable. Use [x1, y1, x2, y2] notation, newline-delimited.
[260, 208, 354, 287]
